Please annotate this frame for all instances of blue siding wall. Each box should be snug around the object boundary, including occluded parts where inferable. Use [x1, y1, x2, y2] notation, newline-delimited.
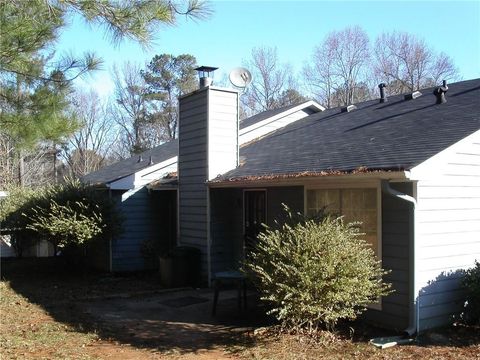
[111, 188, 155, 272]
[178, 89, 209, 281]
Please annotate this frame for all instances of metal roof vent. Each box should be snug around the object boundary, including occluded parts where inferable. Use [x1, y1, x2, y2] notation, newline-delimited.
[378, 83, 387, 103]
[404, 91, 422, 100]
[341, 104, 357, 113]
[433, 80, 448, 104]
[195, 66, 218, 88]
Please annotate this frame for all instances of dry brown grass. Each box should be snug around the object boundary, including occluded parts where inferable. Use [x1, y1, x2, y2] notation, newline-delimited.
[1, 260, 479, 359]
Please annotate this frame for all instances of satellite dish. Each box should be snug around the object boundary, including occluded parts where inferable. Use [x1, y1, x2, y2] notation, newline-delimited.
[229, 67, 252, 89]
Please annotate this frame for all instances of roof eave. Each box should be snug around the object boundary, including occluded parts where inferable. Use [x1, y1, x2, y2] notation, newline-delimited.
[209, 169, 410, 188]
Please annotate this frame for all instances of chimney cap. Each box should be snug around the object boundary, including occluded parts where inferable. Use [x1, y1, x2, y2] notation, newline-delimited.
[194, 66, 218, 73]
[195, 66, 218, 88]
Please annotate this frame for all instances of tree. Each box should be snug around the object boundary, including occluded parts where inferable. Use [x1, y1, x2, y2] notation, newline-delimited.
[373, 31, 459, 94]
[0, 57, 78, 185]
[142, 54, 198, 140]
[111, 62, 151, 155]
[303, 42, 336, 109]
[1, 0, 210, 184]
[274, 89, 309, 108]
[243, 46, 293, 115]
[304, 26, 370, 108]
[63, 90, 118, 178]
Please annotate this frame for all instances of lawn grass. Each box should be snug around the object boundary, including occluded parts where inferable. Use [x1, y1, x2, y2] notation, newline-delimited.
[0, 281, 99, 359]
[1, 259, 479, 360]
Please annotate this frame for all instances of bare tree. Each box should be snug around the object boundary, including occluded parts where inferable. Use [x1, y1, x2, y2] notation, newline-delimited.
[0, 133, 61, 187]
[373, 31, 459, 94]
[111, 62, 151, 155]
[62, 90, 118, 178]
[243, 46, 294, 114]
[304, 26, 370, 108]
[303, 42, 336, 108]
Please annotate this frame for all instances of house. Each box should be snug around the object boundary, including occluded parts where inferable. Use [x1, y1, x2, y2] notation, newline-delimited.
[84, 73, 480, 333]
[82, 98, 324, 272]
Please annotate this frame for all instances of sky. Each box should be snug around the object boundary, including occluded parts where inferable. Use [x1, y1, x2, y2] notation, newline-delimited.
[56, 0, 480, 99]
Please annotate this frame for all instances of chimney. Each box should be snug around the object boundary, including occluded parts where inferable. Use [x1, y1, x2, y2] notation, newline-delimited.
[433, 80, 448, 104]
[378, 83, 387, 103]
[177, 71, 239, 284]
[194, 66, 218, 88]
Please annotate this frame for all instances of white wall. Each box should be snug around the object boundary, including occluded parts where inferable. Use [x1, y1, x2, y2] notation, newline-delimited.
[239, 109, 311, 144]
[411, 129, 480, 330]
[109, 157, 178, 190]
[208, 89, 239, 180]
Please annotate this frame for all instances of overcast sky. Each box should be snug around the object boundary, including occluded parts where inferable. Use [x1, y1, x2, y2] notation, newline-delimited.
[56, 0, 480, 98]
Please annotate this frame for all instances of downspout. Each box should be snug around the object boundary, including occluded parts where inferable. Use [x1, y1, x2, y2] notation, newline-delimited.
[381, 180, 418, 337]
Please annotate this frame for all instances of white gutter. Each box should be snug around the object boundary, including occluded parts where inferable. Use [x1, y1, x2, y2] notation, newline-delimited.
[381, 180, 418, 337]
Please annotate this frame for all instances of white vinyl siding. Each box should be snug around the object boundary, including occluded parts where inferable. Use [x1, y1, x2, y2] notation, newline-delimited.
[411, 130, 480, 331]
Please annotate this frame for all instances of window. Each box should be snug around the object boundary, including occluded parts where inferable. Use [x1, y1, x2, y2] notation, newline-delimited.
[306, 188, 379, 255]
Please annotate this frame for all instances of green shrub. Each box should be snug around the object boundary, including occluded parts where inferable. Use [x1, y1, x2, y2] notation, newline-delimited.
[1, 180, 122, 259]
[243, 209, 392, 331]
[27, 200, 103, 250]
[462, 260, 480, 325]
[0, 186, 42, 257]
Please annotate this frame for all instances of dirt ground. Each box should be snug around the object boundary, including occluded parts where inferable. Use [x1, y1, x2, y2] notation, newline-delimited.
[1, 260, 479, 359]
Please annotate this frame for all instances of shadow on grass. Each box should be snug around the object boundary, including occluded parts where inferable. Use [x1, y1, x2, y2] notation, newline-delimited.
[1, 257, 267, 355]
[3, 258, 478, 356]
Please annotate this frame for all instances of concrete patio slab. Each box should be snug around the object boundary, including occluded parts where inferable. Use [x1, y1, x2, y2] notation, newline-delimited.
[80, 288, 271, 354]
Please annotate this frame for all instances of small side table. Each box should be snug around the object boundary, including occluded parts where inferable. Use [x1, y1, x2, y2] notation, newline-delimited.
[212, 270, 247, 315]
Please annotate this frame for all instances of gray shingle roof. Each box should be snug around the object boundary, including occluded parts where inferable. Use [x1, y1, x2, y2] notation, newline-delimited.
[219, 79, 480, 181]
[82, 139, 178, 185]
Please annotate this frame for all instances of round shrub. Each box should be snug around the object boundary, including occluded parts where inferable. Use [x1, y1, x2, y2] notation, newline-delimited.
[243, 211, 392, 331]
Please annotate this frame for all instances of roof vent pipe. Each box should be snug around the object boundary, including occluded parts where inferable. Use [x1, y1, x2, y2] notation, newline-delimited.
[433, 80, 448, 104]
[378, 83, 387, 103]
[195, 66, 218, 89]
